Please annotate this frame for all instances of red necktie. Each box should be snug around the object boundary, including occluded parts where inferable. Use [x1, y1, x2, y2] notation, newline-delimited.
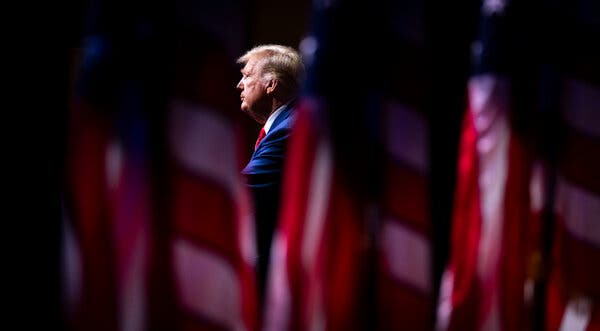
[255, 127, 266, 150]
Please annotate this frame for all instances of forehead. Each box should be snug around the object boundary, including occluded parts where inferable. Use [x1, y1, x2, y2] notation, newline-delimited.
[242, 55, 265, 74]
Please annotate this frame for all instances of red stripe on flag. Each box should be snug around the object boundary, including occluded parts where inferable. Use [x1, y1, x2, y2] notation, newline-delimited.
[446, 110, 482, 327]
[377, 268, 433, 331]
[500, 132, 532, 331]
[558, 217, 600, 300]
[546, 269, 568, 331]
[384, 160, 430, 235]
[171, 239, 245, 330]
[379, 220, 431, 294]
[105, 139, 152, 331]
[321, 177, 370, 331]
[66, 101, 119, 330]
[560, 130, 600, 195]
[170, 165, 237, 258]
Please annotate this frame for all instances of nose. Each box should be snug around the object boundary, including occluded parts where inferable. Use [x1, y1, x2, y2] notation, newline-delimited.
[236, 78, 243, 90]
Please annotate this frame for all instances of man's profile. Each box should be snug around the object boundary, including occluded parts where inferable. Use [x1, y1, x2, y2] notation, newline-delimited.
[236, 45, 304, 301]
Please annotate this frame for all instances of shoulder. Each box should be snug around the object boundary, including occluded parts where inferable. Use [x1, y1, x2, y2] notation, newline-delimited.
[271, 104, 297, 132]
[242, 109, 295, 178]
[263, 107, 296, 146]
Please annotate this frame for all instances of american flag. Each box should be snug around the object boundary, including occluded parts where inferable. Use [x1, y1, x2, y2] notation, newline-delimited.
[61, 2, 258, 331]
[263, 0, 434, 329]
[544, 1, 600, 328]
[148, 25, 258, 331]
[435, 0, 541, 330]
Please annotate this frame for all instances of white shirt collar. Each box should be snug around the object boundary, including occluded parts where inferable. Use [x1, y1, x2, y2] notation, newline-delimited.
[263, 100, 291, 134]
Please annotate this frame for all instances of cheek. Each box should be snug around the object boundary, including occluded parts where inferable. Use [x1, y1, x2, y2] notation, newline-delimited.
[247, 85, 259, 98]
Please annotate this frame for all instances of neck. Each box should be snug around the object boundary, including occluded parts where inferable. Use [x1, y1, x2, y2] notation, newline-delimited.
[272, 95, 296, 113]
[271, 99, 285, 114]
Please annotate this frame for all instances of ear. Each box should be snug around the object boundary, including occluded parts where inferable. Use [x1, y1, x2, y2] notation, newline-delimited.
[265, 78, 279, 95]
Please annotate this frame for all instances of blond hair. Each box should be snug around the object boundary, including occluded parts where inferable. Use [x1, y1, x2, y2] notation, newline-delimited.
[237, 44, 305, 94]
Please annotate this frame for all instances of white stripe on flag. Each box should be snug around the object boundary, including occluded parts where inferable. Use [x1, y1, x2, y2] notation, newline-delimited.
[105, 140, 124, 191]
[381, 219, 432, 294]
[117, 220, 149, 331]
[107, 140, 150, 331]
[236, 183, 256, 267]
[264, 232, 292, 331]
[468, 75, 510, 282]
[530, 162, 546, 213]
[468, 75, 509, 331]
[436, 270, 454, 331]
[563, 78, 600, 137]
[60, 204, 83, 318]
[385, 102, 429, 173]
[558, 297, 592, 331]
[168, 100, 238, 194]
[118, 232, 148, 331]
[172, 238, 244, 331]
[478, 291, 502, 331]
[556, 177, 600, 246]
[301, 140, 333, 269]
[308, 285, 326, 331]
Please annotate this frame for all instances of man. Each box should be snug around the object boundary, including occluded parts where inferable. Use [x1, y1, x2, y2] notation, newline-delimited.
[236, 45, 304, 300]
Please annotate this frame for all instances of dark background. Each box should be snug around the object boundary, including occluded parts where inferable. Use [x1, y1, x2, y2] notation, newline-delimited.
[6, 0, 478, 328]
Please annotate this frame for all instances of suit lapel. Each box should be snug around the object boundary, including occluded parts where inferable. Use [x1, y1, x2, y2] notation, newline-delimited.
[269, 101, 294, 134]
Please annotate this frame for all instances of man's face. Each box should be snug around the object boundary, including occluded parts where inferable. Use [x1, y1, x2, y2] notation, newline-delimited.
[237, 56, 270, 124]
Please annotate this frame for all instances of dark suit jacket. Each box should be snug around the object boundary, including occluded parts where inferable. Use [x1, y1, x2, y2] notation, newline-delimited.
[242, 102, 295, 301]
